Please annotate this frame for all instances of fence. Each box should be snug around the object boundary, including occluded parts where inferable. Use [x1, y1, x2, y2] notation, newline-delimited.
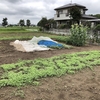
[46, 29, 71, 35]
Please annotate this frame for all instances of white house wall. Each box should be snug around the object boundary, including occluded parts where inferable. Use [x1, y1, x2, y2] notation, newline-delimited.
[54, 14, 70, 20]
[63, 9, 68, 13]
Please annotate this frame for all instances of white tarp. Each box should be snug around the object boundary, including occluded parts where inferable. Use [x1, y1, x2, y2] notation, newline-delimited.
[10, 36, 56, 52]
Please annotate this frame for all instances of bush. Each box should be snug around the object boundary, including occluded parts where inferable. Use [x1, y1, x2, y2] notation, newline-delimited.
[39, 27, 43, 31]
[58, 24, 70, 29]
[94, 24, 100, 31]
[67, 24, 88, 46]
[92, 24, 100, 43]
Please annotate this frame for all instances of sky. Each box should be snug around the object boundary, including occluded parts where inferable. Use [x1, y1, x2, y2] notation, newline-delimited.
[0, 0, 100, 25]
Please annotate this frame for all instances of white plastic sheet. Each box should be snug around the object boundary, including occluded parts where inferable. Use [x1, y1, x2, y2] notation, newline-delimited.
[11, 36, 55, 52]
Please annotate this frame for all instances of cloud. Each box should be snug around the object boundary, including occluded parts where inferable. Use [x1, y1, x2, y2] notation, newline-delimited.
[4, 0, 22, 3]
[0, 0, 100, 25]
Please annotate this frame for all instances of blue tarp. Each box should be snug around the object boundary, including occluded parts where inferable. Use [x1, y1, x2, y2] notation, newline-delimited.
[38, 40, 63, 48]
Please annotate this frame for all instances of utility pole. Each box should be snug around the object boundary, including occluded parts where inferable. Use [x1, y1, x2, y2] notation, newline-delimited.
[71, 0, 72, 4]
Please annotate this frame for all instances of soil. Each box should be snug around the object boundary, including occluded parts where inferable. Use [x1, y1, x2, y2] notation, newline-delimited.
[0, 40, 100, 100]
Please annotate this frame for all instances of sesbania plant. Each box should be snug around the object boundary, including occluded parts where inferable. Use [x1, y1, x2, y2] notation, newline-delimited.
[70, 24, 88, 46]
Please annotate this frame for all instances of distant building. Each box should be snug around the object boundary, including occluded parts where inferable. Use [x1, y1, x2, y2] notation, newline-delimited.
[54, 3, 98, 27]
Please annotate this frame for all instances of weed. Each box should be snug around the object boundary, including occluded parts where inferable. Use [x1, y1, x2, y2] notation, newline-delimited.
[13, 89, 25, 98]
[32, 81, 40, 86]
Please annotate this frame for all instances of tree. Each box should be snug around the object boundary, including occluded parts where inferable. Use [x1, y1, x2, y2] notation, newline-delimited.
[19, 19, 25, 27]
[37, 17, 49, 30]
[69, 6, 82, 24]
[93, 14, 100, 19]
[26, 19, 31, 27]
[48, 19, 56, 28]
[2, 18, 8, 27]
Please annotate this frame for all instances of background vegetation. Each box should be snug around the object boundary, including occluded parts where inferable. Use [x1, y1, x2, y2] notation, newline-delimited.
[0, 26, 68, 43]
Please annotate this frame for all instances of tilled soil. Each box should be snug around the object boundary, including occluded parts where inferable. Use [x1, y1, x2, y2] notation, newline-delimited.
[0, 40, 100, 100]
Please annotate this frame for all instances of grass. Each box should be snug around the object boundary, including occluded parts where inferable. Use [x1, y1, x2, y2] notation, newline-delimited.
[0, 50, 100, 87]
[0, 32, 68, 42]
[0, 27, 68, 43]
[13, 88, 25, 98]
[0, 26, 39, 32]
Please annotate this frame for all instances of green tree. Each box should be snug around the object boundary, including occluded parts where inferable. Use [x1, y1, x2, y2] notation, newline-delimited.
[26, 19, 31, 27]
[70, 6, 81, 24]
[2, 18, 8, 27]
[37, 17, 49, 30]
[19, 19, 25, 27]
[93, 14, 100, 19]
[48, 19, 56, 28]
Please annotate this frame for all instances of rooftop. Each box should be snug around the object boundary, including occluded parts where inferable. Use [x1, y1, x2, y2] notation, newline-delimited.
[54, 3, 88, 10]
[82, 15, 97, 19]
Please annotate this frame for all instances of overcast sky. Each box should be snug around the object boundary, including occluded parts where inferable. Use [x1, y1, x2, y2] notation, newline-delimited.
[0, 0, 100, 25]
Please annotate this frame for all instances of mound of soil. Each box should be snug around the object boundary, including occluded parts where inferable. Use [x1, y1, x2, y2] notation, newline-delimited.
[0, 40, 100, 100]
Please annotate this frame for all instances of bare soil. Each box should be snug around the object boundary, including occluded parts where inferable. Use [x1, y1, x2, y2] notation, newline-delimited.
[0, 40, 100, 100]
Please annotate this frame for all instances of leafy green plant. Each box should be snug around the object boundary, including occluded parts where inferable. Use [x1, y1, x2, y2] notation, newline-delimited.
[58, 24, 68, 29]
[67, 24, 88, 46]
[13, 89, 25, 98]
[32, 81, 40, 86]
[94, 24, 100, 31]
[0, 51, 100, 87]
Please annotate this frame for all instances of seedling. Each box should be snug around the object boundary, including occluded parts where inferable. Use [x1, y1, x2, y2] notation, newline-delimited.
[0, 51, 100, 87]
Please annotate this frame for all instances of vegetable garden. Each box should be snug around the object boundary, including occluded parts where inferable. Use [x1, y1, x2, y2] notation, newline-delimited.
[0, 26, 100, 100]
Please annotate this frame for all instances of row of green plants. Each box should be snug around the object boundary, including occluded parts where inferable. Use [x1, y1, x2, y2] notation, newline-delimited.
[0, 31, 68, 44]
[0, 51, 100, 87]
[0, 26, 39, 33]
[0, 27, 25, 31]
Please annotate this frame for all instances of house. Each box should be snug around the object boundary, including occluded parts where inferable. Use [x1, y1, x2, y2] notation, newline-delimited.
[54, 3, 97, 27]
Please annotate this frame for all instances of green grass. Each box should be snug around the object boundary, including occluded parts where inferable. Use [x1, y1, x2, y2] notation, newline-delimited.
[0, 26, 69, 44]
[0, 26, 40, 35]
[0, 51, 100, 87]
[0, 32, 68, 44]
[0, 32, 68, 43]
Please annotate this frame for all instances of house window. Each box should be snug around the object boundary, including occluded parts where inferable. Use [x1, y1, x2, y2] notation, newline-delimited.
[66, 13, 69, 16]
[58, 10, 63, 14]
[83, 10, 85, 14]
[81, 9, 85, 14]
[67, 9, 70, 16]
[57, 14, 59, 17]
[81, 9, 83, 14]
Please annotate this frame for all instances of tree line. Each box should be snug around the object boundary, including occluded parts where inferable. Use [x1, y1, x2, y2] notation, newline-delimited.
[2, 18, 31, 27]
[37, 17, 56, 30]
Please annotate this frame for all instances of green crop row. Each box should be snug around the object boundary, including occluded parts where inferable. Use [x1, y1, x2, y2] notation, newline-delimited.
[0, 51, 100, 87]
[0, 31, 68, 43]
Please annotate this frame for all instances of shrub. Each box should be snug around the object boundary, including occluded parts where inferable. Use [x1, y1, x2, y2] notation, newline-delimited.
[39, 27, 43, 31]
[67, 24, 88, 46]
[92, 24, 100, 43]
[58, 24, 70, 29]
[94, 24, 100, 31]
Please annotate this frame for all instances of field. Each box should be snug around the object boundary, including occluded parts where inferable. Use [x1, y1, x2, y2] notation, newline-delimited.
[0, 27, 100, 100]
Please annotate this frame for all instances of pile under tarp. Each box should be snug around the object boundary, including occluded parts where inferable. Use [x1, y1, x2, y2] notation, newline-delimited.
[10, 36, 63, 52]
